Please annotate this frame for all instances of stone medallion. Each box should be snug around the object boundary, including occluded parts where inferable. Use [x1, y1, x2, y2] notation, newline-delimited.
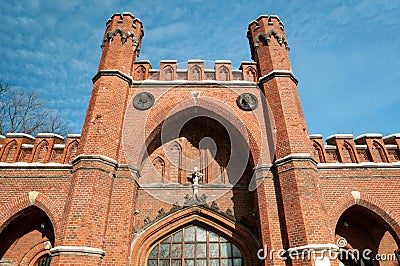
[133, 92, 155, 110]
[236, 93, 258, 111]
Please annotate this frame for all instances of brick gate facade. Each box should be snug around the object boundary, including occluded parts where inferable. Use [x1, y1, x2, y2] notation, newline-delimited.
[0, 12, 399, 266]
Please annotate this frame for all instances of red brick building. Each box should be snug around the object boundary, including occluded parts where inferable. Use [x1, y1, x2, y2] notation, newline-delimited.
[0, 13, 399, 266]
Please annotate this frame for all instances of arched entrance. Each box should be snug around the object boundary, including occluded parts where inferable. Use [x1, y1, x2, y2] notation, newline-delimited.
[130, 206, 260, 265]
[335, 205, 400, 266]
[0, 206, 54, 266]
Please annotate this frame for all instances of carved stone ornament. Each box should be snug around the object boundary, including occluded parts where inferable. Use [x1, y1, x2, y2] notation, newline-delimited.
[254, 30, 290, 51]
[133, 92, 154, 110]
[236, 93, 258, 111]
[101, 28, 141, 56]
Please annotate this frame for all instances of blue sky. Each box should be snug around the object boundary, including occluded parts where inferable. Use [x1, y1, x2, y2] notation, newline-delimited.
[0, 0, 399, 139]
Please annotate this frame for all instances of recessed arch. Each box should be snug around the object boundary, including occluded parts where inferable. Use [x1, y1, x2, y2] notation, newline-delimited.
[329, 193, 400, 246]
[129, 206, 260, 265]
[1, 139, 18, 163]
[312, 140, 326, 163]
[0, 205, 55, 265]
[0, 192, 63, 244]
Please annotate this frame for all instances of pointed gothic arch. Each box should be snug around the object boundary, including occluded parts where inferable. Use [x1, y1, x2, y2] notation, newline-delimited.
[342, 141, 358, 163]
[129, 206, 260, 265]
[63, 140, 79, 164]
[152, 156, 166, 182]
[371, 141, 389, 163]
[246, 66, 257, 82]
[218, 65, 230, 81]
[190, 65, 201, 81]
[312, 140, 326, 163]
[135, 65, 146, 80]
[163, 65, 174, 81]
[1, 139, 18, 163]
[33, 140, 50, 163]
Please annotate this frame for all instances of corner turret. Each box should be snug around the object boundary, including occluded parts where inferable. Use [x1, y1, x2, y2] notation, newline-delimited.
[98, 12, 144, 75]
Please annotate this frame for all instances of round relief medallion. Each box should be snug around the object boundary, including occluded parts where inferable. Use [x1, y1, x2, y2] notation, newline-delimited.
[236, 93, 258, 111]
[133, 92, 155, 110]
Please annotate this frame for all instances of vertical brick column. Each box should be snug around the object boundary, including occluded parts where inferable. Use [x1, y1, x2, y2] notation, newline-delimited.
[247, 15, 334, 265]
[51, 13, 143, 265]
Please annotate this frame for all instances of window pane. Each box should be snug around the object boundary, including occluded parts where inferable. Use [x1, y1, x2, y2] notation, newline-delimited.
[209, 231, 219, 242]
[184, 243, 195, 258]
[196, 227, 207, 241]
[148, 260, 158, 266]
[221, 259, 231, 266]
[220, 243, 231, 257]
[209, 243, 219, 257]
[196, 243, 207, 258]
[210, 259, 220, 266]
[160, 243, 171, 258]
[232, 245, 241, 257]
[172, 243, 182, 258]
[220, 236, 228, 243]
[172, 260, 182, 266]
[184, 260, 194, 266]
[233, 258, 242, 265]
[172, 231, 183, 242]
[147, 226, 244, 265]
[196, 259, 206, 266]
[149, 245, 159, 258]
[160, 260, 170, 266]
[184, 226, 195, 242]
[162, 236, 172, 243]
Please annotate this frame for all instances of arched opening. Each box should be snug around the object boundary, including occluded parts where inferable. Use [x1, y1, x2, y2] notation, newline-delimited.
[142, 115, 253, 186]
[218, 66, 229, 81]
[163, 65, 174, 81]
[190, 66, 201, 81]
[0, 206, 55, 265]
[147, 225, 243, 265]
[135, 65, 146, 80]
[335, 205, 400, 266]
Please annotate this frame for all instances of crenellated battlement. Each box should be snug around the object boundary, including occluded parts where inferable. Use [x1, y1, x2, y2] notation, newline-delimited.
[248, 14, 285, 31]
[0, 133, 80, 164]
[132, 60, 258, 82]
[310, 133, 400, 164]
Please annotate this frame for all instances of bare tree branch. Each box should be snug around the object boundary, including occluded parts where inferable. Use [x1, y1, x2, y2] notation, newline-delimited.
[0, 80, 70, 136]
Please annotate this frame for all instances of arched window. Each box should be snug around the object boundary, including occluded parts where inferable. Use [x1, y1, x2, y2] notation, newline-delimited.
[147, 225, 243, 265]
[34, 253, 52, 266]
[191, 66, 201, 81]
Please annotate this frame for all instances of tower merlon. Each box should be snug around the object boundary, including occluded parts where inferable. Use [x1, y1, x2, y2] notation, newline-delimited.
[248, 14, 285, 31]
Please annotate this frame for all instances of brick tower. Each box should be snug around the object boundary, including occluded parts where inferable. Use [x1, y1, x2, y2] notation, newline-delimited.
[51, 12, 144, 264]
[247, 15, 333, 265]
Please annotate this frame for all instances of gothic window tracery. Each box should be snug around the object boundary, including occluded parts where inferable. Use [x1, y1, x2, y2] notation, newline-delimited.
[147, 225, 243, 265]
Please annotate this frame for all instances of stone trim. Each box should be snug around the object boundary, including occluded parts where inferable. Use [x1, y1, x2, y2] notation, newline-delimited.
[92, 70, 133, 85]
[36, 133, 64, 140]
[287, 243, 339, 253]
[274, 153, 317, 166]
[5, 133, 35, 140]
[72, 154, 118, 168]
[0, 162, 72, 170]
[50, 246, 105, 258]
[318, 162, 400, 169]
[131, 80, 258, 88]
[258, 70, 298, 85]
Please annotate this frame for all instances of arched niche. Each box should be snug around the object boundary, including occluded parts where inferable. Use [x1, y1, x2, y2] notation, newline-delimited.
[0, 206, 55, 265]
[335, 205, 400, 266]
[141, 111, 255, 187]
